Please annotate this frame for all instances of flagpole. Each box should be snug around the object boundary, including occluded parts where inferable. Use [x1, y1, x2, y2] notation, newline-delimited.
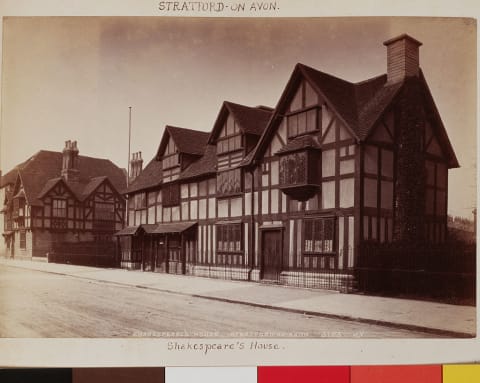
[127, 106, 132, 187]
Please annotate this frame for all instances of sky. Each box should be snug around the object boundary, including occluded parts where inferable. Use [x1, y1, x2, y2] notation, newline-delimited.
[0, 16, 476, 218]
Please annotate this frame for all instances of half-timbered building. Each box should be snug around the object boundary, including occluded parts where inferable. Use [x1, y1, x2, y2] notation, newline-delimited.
[118, 34, 458, 291]
[0, 141, 127, 260]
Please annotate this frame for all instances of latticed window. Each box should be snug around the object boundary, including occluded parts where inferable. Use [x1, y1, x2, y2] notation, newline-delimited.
[216, 224, 242, 253]
[134, 193, 146, 210]
[52, 199, 67, 218]
[279, 152, 307, 186]
[162, 183, 180, 207]
[162, 153, 179, 169]
[286, 80, 320, 138]
[304, 218, 334, 254]
[19, 231, 26, 249]
[286, 108, 319, 138]
[217, 114, 242, 154]
[216, 168, 242, 196]
[95, 202, 115, 221]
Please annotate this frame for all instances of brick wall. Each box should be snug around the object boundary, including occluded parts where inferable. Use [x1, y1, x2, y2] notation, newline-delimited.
[393, 78, 426, 244]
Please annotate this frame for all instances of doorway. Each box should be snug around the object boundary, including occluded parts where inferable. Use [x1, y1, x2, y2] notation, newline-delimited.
[261, 229, 282, 282]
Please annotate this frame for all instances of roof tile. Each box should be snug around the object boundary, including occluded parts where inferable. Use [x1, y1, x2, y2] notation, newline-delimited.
[5, 150, 126, 205]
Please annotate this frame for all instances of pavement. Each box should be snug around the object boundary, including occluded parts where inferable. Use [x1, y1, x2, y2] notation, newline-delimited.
[0, 257, 476, 337]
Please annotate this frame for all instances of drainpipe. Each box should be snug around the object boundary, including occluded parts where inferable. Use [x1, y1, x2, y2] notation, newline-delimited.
[248, 167, 255, 281]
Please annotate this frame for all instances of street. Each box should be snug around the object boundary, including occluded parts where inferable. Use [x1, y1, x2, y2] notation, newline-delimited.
[0, 265, 444, 338]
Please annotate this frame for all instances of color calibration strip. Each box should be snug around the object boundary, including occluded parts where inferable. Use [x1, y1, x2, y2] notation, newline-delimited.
[0, 365, 479, 383]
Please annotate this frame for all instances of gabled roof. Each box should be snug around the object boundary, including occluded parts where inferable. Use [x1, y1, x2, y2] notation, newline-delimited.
[126, 157, 163, 194]
[417, 71, 459, 168]
[247, 62, 458, 168]
[299, 63, 405, 140]
[207, 101, 273, 144]
[37, 178, 65, 199]
[178, 145, 217, 181]
[224, 101, 273, 136]
[275, 135, 321, 155]
[5, 150, 127, 206]
[80, 176, 109, 200]
[156, 125, 210, 159]
[0, 159, 28, 188]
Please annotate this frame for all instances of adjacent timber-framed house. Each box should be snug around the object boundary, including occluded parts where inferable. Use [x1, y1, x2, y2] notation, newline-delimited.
[0, 141, 127, 261]
[118, 34, 459, 291]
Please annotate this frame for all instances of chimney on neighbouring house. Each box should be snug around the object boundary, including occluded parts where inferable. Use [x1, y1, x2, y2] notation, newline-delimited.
[383, 34, 422, 84]
[129, 151, 143, 184]
[61, 140, 80, 182]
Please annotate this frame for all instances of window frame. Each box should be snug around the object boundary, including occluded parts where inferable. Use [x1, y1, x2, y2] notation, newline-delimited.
[216, 168, 243, 197]
[162, 183, 180, 207]
[52, 198, 67, 218]
[286, 106, 321, 139]
[133, 192, 147, 211]
[217, 115, 243, 154]
[303, 217, 335, 255]
[94, 202, 115, 221]
[19, 230, 26, 249]
[216, 223, 243, 254]
[162, 152, 179, 170]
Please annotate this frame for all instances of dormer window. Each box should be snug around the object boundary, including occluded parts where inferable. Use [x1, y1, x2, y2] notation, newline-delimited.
[286, 80, 321, 139]
[162, 138, 179, 169]
[286, 108, 320, 138]
[217, 114, 242, 154]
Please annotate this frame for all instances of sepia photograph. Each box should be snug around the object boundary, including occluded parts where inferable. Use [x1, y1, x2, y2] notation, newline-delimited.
[0, 12, 477, 363]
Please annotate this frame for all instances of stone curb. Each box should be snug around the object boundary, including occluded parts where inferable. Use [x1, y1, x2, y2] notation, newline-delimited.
[3, 261, 474, 338]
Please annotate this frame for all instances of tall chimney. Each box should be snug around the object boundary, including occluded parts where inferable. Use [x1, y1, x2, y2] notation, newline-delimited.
[129, 151, 143, 183]
[61, 140, 80, 182]
[383, 34, 422, 84]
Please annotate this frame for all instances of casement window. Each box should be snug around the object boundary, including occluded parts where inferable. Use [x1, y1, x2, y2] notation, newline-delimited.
[52, 199, 67, 218]
[12, 198, 25, 218]
[303, 218, 335, 254]
[162, 137, 179, 169]
[216, 224, 242, 253]
[217, 114, 243, 154]
[162, 183, 180, 207]
[339, 145, 356, 158]
[19, 230, 26, 249]
[286, 108, 320, 138]
[286, 80, 321, 138]
[162, 153, 179, 169]
[216, 168, 242, 197]
[279, 152, 308, 186]
[95, 202, 115, 221]
[134, 193, 146, 210]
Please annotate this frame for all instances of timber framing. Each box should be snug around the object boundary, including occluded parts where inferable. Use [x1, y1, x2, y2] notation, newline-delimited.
[120, 34, 458, 291]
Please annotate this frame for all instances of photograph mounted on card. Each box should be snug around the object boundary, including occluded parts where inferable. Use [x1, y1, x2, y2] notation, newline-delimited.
[0, 13, 477, 365]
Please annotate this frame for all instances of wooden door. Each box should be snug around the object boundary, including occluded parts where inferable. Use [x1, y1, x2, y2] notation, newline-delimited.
[143, 236, 154, 272]
[261, 230, 282, 281]
[155, 236, 167, 273]
[167, 234, 184, 274]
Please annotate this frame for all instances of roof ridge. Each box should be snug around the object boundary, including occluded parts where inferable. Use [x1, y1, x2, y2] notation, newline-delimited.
[354, 73, 387, 85]
[297, 63, 355, 86]
[166, 125, 210, 136]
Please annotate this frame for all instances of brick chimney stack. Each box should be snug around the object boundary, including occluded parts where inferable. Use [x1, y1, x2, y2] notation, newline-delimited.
[383, 34, 422, 84]
[129, 151, 143, 183]
[61, 140, 80, 182]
